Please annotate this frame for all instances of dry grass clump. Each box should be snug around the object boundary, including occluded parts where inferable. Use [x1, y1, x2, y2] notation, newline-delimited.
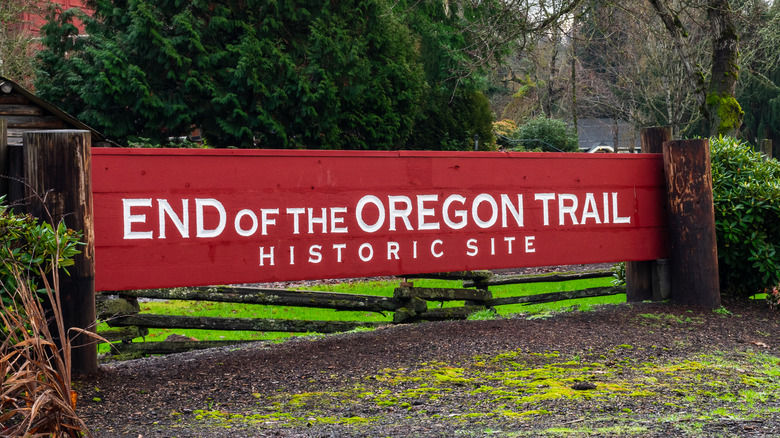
[0, 269, 90, 437]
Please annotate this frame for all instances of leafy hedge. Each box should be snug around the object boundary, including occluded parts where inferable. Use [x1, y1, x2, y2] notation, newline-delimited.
[711, 137, 780, 297]
[0, 197, 82, 305]
[508, 117, 579, 152]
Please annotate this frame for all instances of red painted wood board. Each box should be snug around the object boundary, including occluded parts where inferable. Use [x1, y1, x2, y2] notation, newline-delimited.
[91, 149, 670, 291]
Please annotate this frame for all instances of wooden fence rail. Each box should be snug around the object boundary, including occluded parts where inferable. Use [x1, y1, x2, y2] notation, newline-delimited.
[113, 286, 400, 312]
[97, 268, 619, 357]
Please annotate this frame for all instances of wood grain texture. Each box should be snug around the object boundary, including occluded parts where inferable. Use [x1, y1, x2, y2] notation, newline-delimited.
[92, 149, 671, 291]
[662, 139, 720, 307]
[24, 130, 97, 374]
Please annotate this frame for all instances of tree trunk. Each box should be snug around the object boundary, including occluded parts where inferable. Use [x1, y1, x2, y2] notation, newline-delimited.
[648, 0, 743, 137]
[705, 0, 743, 137]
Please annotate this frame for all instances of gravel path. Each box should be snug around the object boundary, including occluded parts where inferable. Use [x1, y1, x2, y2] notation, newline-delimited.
[77, 298, 780, 437]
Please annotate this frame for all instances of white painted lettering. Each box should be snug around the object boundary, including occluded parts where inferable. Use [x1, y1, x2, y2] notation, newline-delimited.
[466, 238, 478, 256]
[286, 208, 305, 234]
[356, 195, 384, 233]
[580, 193, 601, 224]
[123, 198, 153, 240]
[535, 193, 555, 226]
[504, 236, 516, 254]
[309, 207, 328, 234]
[417, 194, 439, 230]
[612, 192, 631, 224]
[387, 242, 400, 260]
[195, 198, 226, 238]
[260, 208, 278, 235]
[308, 245, 322, 263]
[331, 207, 348, 233]
[259, 246, 275, 266]
[308, 208, 327, 234]
[442, 194, 467, 229]
[388, 196, 413, 231]
[234, 209, 258, 237]
[431, 239, 444, 258]
[558, 193, 579, 225]
[157, 199, 189, 239]
[359, 243, 374, 261]
[472, 194, 498, 228]
[333, 244, 346, 262]
[525, 236, 536, 253]
[501, 194, 523, 227]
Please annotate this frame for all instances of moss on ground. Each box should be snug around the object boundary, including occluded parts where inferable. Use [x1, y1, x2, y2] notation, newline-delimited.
[187, 346, 780, 436]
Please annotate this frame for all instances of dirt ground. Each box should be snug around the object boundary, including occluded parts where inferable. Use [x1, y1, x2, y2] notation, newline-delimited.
[76, 297, 780, 437]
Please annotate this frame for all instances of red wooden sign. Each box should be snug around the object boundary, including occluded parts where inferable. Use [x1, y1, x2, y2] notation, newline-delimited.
[91, 149, 669, 291]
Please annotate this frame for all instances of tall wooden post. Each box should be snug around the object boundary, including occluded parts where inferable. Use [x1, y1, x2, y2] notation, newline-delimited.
[662, 139, 721, 308]
[24, 130, 97, 375]
[626, 126, 672, 302]
[0, 119, 7, 198]
[761, 139, 773, 160]
[7, 145, 25, 209]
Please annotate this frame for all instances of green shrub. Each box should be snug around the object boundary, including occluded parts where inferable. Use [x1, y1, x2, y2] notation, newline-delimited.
[0, 196, 91, 435]
[710, 137, 780, 297]
[0, 196, 83, 306]
[766, 285, 780, 311]
[406, 89, 496, 151]
[510, 116, 579, 152]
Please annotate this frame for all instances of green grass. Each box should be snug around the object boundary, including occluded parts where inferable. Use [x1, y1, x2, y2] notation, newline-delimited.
[99, 276, 620, 355]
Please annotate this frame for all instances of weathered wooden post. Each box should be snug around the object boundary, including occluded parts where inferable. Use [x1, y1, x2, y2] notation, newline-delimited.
[761, 139, 773, 160]
[662, 139, 720, 307]
[7, 145, 25, 209]
[0, 119, 7, 198]
[24, 130, 97, 375]
[626, 126, 672, 302]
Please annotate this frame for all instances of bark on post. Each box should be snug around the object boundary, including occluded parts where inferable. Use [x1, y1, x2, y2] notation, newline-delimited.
[626, 126, 672, 302]
[662, 139, 721, 307]
[0, 119, 6, 198]
[24, 130, 97, 375]
[761, 139, 773, 160]
[7, 145, 25, 209]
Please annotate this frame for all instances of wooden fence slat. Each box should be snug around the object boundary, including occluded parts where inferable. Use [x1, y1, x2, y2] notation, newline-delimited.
[97, 326, 148, 343]
[108, 314, 388, 333]
[401, 271, 493, 281]
[464, 269, 613, 288]
[110, 340, 264, 356]
[393, 287, 491, 301]
[108, 286, 399, 313]
[413, 306, 486, 321]
[485, 286, 625, 307]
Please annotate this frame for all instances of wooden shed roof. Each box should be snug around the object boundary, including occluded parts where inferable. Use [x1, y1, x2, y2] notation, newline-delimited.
[0, 75, 111, 146]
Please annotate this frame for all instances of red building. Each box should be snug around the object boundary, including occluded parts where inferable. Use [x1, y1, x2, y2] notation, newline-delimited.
[24, 0, 92, 34]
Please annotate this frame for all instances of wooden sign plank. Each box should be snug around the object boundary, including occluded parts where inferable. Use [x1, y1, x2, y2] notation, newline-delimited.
[92, 149, 669, 291]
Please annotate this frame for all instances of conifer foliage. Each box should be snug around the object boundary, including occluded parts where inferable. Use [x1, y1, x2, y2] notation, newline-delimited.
[36, 0, 426, 149]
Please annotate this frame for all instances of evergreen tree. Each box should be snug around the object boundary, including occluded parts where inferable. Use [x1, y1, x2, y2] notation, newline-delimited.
[736, 1, 780, 149]
[395, 0, 501, 150]
[36, 0, 426, 149]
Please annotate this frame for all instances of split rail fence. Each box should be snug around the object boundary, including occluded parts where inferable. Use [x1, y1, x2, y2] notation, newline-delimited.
[96, 268, 621, 357]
